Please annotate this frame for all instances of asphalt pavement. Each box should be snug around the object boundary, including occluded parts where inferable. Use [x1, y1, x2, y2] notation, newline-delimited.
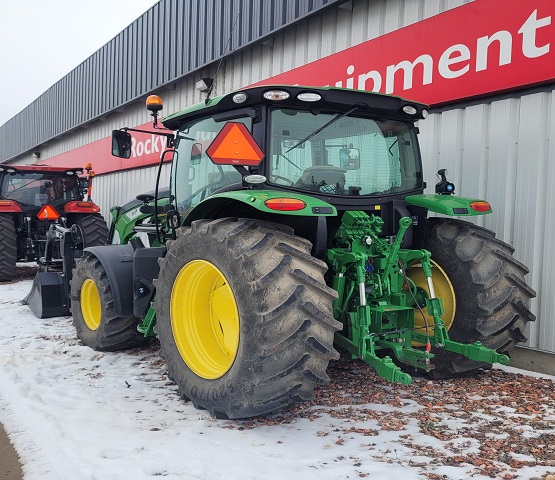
[0, 422, 22, 479]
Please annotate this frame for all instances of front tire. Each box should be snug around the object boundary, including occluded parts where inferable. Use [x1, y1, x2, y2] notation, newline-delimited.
[155, 218, 341, 419]
[70, 254, 149, 351]
[422, 218, 535, 377]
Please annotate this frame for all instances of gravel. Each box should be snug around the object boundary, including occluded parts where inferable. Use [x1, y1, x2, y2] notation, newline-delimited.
[229, 355, 555, 479]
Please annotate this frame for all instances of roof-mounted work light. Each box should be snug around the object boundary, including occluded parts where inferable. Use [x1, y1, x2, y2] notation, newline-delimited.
[435, 169, 455, 195]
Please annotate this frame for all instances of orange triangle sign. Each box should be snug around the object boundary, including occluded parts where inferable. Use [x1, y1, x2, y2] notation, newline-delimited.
[206, 122, 264, 166]
[36, 205, 60, 220]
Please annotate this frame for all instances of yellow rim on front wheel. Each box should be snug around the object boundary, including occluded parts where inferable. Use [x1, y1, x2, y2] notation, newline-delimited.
[170, 260, 239, 380]
[406, 260, 456, 334]
[81, 278, 102, 331]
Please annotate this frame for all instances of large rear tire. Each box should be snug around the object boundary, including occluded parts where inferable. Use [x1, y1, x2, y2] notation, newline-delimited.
[68, 214, 108, 247]
[0, 214, 17, 281]
[70, 254, 149, 351]
[155, 218, 341, 419]
[420, 218, 535, 378]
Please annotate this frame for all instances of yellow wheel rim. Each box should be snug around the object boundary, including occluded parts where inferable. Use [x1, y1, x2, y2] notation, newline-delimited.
[81, 279, 102, 331]
[406, 260, 456, 335]
[170, 260, 239, 380]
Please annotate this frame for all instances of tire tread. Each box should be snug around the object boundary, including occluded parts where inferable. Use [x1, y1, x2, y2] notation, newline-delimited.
[424, 218, 535, 378]
[0, 214, 17, 281]
[155, 217, 340, 418]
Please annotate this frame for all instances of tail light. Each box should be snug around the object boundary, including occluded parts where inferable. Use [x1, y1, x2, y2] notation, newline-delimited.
[264, 198, 307, 211]
[470, 201, 491, 212]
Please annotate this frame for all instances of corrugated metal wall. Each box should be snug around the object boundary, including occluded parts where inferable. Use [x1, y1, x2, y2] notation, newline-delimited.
[93, 163, 172, 225]
[0, 0, 343, 163]
[418, 90, 555, 352]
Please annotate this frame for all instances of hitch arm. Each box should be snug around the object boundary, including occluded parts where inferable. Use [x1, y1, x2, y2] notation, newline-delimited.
[413, 254, 510, 367]
[430, 322, 510, 365]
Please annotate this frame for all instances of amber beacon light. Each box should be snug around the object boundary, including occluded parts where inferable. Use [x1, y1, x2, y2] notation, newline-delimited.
[146, 95, 164, 126]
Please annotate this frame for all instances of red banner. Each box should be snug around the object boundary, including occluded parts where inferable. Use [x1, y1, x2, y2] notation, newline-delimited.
[43, 123, 172, 175]
[253, 0, 554, 106]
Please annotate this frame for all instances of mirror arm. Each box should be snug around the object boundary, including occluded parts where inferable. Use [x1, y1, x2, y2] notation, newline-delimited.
[121, 127, 176, 148]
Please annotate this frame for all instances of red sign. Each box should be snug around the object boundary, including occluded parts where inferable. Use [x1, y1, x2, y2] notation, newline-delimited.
[206, 122, 264, 166]
[253, 0, 554, 106]
[41, 122, 173, 175]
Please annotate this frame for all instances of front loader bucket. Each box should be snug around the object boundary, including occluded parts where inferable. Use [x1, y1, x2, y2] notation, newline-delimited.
[23, 272, 70, 319]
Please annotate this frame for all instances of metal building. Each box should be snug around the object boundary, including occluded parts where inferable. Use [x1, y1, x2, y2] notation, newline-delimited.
[1, 0, 554, 359]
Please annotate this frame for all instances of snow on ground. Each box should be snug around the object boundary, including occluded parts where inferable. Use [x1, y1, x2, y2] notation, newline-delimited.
[1, 277, 554, 480]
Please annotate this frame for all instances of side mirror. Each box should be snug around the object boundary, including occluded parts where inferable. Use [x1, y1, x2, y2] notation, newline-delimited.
[191, 143, 202, 165]
[112, 130, 132, 159]
[340, 148, 360, 170]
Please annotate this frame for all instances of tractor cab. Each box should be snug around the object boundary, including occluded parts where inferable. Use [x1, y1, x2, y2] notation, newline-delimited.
[110, 87, 430, 248]
[163, 87, 426, 218]
[169, 93, 425, 217]
[0, 168, 83, 213]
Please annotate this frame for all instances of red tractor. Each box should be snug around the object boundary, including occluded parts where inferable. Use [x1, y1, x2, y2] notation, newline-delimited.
[0, 164, 108, 281]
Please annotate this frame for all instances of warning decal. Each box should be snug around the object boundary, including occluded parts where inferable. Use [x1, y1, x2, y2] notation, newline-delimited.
[206, 122, 264, 166]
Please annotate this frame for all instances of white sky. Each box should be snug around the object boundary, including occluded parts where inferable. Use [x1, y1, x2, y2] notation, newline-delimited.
[0, 0, 161, 127]
[2, 277, 555, 479]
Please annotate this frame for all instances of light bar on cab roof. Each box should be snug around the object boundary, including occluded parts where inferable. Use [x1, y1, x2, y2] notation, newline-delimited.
[263, 90, 290, 101]
[297, 92, 321, 102]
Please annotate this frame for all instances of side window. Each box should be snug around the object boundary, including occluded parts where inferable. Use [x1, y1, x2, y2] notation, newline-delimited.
[172, 117, 250, 216]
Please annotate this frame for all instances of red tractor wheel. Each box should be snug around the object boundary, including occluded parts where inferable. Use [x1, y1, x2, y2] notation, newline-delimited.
[0, 214, 17, 281]
[68, 214, 109, 247]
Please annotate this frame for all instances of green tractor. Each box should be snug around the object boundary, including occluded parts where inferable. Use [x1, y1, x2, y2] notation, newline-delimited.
[28, 86, 535, 419]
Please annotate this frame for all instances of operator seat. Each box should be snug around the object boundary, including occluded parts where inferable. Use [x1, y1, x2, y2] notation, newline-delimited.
[295, 165, 347, 194]
[18, 188, 40, 206]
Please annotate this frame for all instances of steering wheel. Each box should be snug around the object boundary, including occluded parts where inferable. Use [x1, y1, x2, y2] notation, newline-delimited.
[270, 175, 295, 186]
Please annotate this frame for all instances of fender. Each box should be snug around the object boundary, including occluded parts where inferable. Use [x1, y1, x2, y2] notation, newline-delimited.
[183, 190, 337, 225]
[83, 244, 135, 316]
[0, 200, 22, 212]
[405, 194, 492, 216]
[64, 200, 101, 214]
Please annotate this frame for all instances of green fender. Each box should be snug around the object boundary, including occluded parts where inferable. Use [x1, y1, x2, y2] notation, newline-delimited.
[183, 190, 337, 225]
[405, 194, 492, 216]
